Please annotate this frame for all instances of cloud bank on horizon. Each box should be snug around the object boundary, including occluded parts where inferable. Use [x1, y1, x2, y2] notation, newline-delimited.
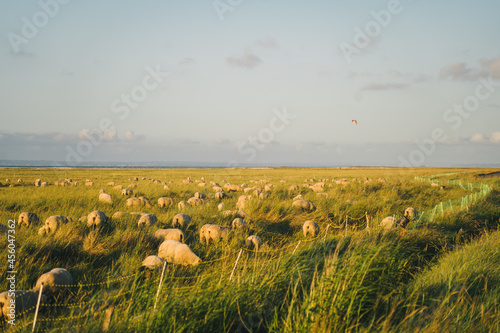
[1, 0, 499, 167]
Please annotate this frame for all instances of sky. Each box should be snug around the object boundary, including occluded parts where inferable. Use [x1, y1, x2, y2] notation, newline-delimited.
[0, 0, 499, 167]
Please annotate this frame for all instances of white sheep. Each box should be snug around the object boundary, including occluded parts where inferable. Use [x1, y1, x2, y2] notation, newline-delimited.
[85, 181, 94, 186]
[141, 255, 164, 270]
[379, 217, 396, 230]
[99, 193, 113, 204]
[153, 228, 185, 243]
[158, 197, 174, 208]
[126, 196, 152, 208]
[293, 194, 304, 201]
[205, 225, 232, 245]
[158, 240, 201, 266]
[215, 191, 227, 199]
[0, 290, 46, 322]
[122, 189, 133, 196]
[187, 197, 205, 206]
[87, 211, 108, 227]
[113, 185, 124, 190]
[232, 218, 248, 230]
[292, 200, 317, 211]
[194, 192, 205, 199]
[138, 214, 158, 228]
[33, 268, 73, 296]
[128, 184, 137, 189]
[18, 212, 39, 227]
[112, 211, 127, 220]
[404, 207, 419, 220]
[172, 213, 191, 230]
[35, 179, 41, 187]
[303, 220, 320, 237]
[107, 181, 115, 186]
[218, 202, 225, 211]
[246, 235, 263, 251]
[178, 201, 190, 210]
[224, 184, 242, 192]
[39, 215, 70, 235]
[199, 224, 213, 244]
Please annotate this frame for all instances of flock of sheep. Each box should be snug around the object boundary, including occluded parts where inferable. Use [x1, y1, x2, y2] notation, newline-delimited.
[1, 175, 420, 322]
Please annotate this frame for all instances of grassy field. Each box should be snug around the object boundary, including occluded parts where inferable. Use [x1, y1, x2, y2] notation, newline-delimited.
[0, 167, 499, 332]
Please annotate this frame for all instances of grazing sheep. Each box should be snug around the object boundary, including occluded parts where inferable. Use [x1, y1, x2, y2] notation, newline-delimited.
[141, 255, 164, 270]
[205, 225, 232, 245]
[5, 178, 10, 182]
[213, 186, 223, 192]
[78, 215, 87, 223]
[215, 191, 227, 200]
[293, 194, 304, 201]
[87, 211, 108, 227]
[107, 181, 115, 186]
[172, 213, 191, 230]
[18, 212, 39, 227]
[178, 201, 190, 210]
[113, 185, 124, 190]
[153, 228, 185, 243]
[85, 181, 94, 187]
[112, 211, 127, 220]
[128, 184, 137, 189]
[396, 216, 410, 228]
[121, 189, 133, 196]
[158, 197, 174, 208]
[187, 197, 205, 206]
[41, 215, 70, 234]
[311, 185, 324, 193]
[33, 268, 73, 296]
[222, 210, 250, 220]
[126, 196, 152, 208]
[132, 177, 139, 181]
[194, 192, 205, 199]
[303, 220, 320, 237]
[0, 291, 46, 322]
[246, 235, 263, 251]
[158, 240, 201, 266]
[259, 192, 269, 199]
[99, 189, 106, 194]
[99, 193, 113, 204]
[232, 218, 248, 230]
[224, 184, 242, 192]
[379, 217, 396, 230]
[138, 214, 158, 228]
[17, 179, 23, 183]
[35, 179, 41, 187]
[244, 187, 254, 194]
[41, 182, 48, 187]
[264, 185, 272, 192]
[404, 207, 419, 220]
[316, 193, 328, 198]
[218, 202, 225, 211]
[199, 224, 213, 244]
[163, 185, 170, 190]
[198, 182, 206, 187]
[292, 200, 317, 211]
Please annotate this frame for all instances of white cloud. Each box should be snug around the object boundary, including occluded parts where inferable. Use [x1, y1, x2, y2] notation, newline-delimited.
[490, 132, 500, 144]
[470, 133, 486, 143]
[439, 57, 500, 81]
[226, 52, 262, 69]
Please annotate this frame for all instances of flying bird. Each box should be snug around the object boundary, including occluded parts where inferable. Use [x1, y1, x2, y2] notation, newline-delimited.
[352, 120, 358, 125]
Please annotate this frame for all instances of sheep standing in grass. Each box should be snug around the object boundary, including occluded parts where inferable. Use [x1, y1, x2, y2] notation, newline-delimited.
[246, 235, 263, 251]
[218, 202, 225, 211]
[380, 217, 396, 230]
[292, 200, 317, 211]
[33, 268, 73, 297]
[222, 210, 250, 220]
[153, 228, 185, 243]
[141, 255, 164, 275]
[194, 192, 205, 199]
[158, 240, 201, 266]
[99, 193, 113, 204]
[178, 201, 190, 210]
[187, 197, 205, 206]
[87, 211, 108, 228]
[126, 196, 152, 208]
[18, 212, 39, 227]
[138, 214, 158, 228]
[303, 220, 320, 237]
[404, 207, 419, 220]
[35, 179, 41, 187]
[199, 224, 213, 244]
[122, 189, 133, 196]
[172, 213, 191, 230]
[113, 185, 123, 190]
[232, 218, 248, 230]
[112, 211, 127, 220]
[0, 291, 46, 322]
[158, 197, 174, 208]
[39, 215, 70, 235]
[396, 216, 410, 228]
[215, 192, 227, 200]
[205, 225, 232, 245]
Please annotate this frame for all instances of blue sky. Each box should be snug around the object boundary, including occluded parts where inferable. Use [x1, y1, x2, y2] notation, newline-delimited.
[1, 0, 499, 166]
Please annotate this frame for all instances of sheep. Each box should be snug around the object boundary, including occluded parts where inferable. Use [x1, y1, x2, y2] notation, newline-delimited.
[41, 182, 48, 187]
[78, 215, 87, 223]
[259, 192, 269, 199]
[222, 210, 250, 220]
[293, 194, 304, 201]
[35, 179, 41, 187]
[316, 193, 328, 198]
[178, 201, 190, 210]
[218, 202, 225, 211]
[187, 197, 205, 206]
[198, 182, 206, 187]
[113, 185, 124, 190]
[158, 240, 201, 266]
[396, 216, 410, 228]
[33, 268, 73, 297]
[18, 212, 39, 227]
[107, 181, 115, 186]
[0, 290, 46, 322]
[244, 187, 254, 194]
[158, 197, 174, 208]
[311, 185, 324, 193]
[40, 215, 70, 234]
[213, 186, 223, 192]
[141, 255, 164, 270]
[215, 191, 227, 200]
[232, 218, 248, 230]
[17, 178, 24, 183]
[128, 184, 137, 189]
[292, 200, 317, 211]
[138, 214, 158, 228]
[246, 235, 263, 251]
[404, 207, 419, 220]
[85, 181, 94, 187]
[99, 189, 106, 194]
[163, 185, 170, 190]
[126, 196, 152, 208]
[224, 184, 242, 192]
[264, 185, 272, 192]
[194, 192, 205, 199]
[153, 228, 185, 243]
[132, 177, 139, 181]
[121, 189, 133, 196]
[172, 213, 191, 230]
[205, 225, 232, 245]
[5, 178, 10, 182]
[379, 217, 396, 230]
[99, 193, 113, 204]
[87, 211, 108, 227]
[303, 220, 320, 237]
[199, 224, 213, 244]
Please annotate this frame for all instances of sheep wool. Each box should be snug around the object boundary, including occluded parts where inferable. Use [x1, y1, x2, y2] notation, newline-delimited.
[246, 235, 263, 251]
[154, 228, 185, 243]
[158, 240, 201, 266]
[303, 220, 320, 237]
[33, 268, 73, 295]
[0, 291, 46, 322]
[18, 212, 39, 227]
